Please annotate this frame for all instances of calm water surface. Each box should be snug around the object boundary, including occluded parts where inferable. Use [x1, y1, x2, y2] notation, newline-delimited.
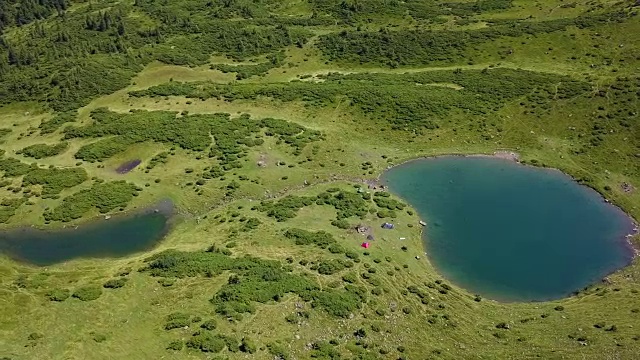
[382, 157, 635, 301]
[0, 201, 173, 266]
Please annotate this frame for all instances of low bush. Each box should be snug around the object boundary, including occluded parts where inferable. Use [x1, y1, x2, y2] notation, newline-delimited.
[186, 332, 226, 353]
[200, 319, 217, 330]
[44, 181, 139, 222]
[45, 288, 70, 301]
[164, 313, 191, 330]
[240, 337, 257, 353]
[103, 278, 127, 289]
[167, 340, 184, 350]
[17, 142, 69, 159]
[72, 286, 102, 301]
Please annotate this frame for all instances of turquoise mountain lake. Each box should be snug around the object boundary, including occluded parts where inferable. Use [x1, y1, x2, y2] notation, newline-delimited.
[0, 201, 174, 266]
[381, 157, 636, 301]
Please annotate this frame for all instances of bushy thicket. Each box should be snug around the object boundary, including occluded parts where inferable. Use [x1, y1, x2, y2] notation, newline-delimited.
[22, 167, 87, 196]
[74, 137, 136, 162]
[373, 192, 405, 210]
[45, 288, 70, 301]
[0, 0, 67, 30]
[0, 197, 26, 223]
[310, 0, 513, 24]
[65, 110, 321, 164]
[316, 11, 631, 66]
[38, 112, 77, 134]
[164, 312, 192, 330]
[103, 278, 127, 289]
[72, 286, 102, 301]
[284, 228, 337, 249]
[141, 249, 368, 319]
[211, 52, 285, 80]
[0, 157, 34, 177]
[0, 0, 316, 112]
[311, 285, 367, 318]
[17, 142, 68, 159]
[317, 190, 369, 219]
[257, 188, 371, 222]
[256, 195, 317, 221]
[146, 152, 169, 170]
[1, 154, 88, 197]
[132, 68, 590, 130]
[44, 180, 139, 221]
[316, 259, 354, 275]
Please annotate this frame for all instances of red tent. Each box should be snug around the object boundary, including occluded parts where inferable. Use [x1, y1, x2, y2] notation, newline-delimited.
[361, 242, 370, 249]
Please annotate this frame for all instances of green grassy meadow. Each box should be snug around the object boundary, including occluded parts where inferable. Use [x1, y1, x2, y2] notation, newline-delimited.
[0, 0, 639, 359]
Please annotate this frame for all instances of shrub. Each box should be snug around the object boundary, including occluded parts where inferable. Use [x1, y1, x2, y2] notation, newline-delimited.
[312, 286, 367, 318]
[167, 340, 184, 350]
[284, 228, 337, 249]
[240, 337, 257, 353]
[186, 332, 226, 353]
[45, 288, 70, 301]
[342, 272, 358, 284]
[103, 278, 127, 289]
[72, 286, 102, 301]
[165, 313, 191, 330]
[44, 181, 139, 222]
[200, 319, 217, 330]
[17, 142, 69, 159]
[267, 343, 290, 360]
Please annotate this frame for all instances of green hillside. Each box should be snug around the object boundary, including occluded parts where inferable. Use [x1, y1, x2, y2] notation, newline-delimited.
[0, 0, 638, 359]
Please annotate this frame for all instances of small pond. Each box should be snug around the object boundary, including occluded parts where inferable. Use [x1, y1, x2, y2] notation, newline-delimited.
[0, 200, 174, 266]
[381, 156, 636, 301]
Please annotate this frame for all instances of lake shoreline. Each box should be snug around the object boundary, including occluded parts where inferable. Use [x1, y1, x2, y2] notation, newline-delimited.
[379, 151, 639, 260]
[379, 153, 639, 302]
[0, 199, 177, 266]
[14, 198, 177, 234]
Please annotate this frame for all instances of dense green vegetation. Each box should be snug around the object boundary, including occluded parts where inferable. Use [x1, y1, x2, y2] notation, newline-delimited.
[38, 112, 77, 134]
[0, 0, 638, 359]
[44, 180, 140, 222]
[317, 10, 631, 66]
[0, 0, 67, 30]
[17, 141, 68, 159]
[142, 247, 370, 322]
[211, 52, 286, 79]
[66, 109, 322, 163]
[131, 68, 592, 130]
[22, 167, 87, 196]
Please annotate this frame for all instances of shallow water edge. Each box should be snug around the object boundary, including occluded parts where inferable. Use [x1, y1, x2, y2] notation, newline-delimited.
[380, 153, 639, 302]
[0, 199, 176, 266]
[381, 151, 639, 258]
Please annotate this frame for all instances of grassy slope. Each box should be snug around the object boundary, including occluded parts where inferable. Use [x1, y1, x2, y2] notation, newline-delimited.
[0, 0, 639, 359]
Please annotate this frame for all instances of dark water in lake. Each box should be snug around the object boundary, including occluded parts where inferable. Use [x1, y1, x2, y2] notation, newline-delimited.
[0, 201, 174, 266]
[382, 157, 636, 301]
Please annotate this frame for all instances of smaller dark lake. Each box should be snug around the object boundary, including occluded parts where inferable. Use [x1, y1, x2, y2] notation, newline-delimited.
[0, 201, 174, 266]
[382, 156, 636, 302]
